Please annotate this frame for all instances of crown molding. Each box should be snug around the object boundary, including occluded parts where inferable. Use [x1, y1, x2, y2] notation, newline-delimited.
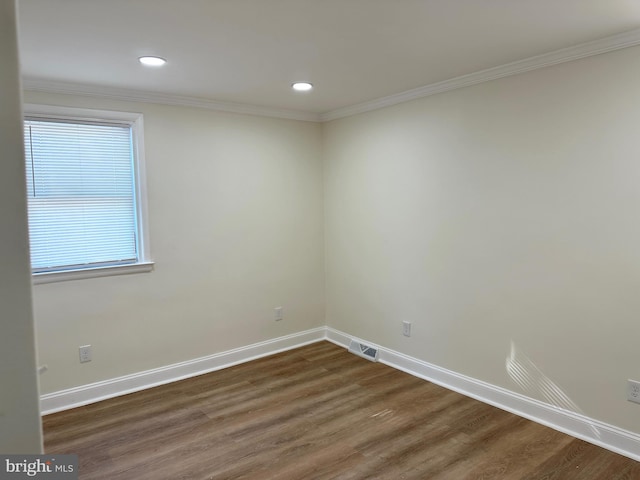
[320, 27, 640, 122]
[21, 79, 322, 123]
[22, 28, 640, 123]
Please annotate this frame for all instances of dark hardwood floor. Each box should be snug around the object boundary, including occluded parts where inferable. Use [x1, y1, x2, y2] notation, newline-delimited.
[43, 341, 639, 479]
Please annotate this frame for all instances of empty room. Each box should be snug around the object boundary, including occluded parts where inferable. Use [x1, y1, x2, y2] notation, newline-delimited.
[2, 0, 640, 478]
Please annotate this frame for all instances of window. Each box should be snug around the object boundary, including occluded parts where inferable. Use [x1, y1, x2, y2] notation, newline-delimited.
[23, 105, 152, 283]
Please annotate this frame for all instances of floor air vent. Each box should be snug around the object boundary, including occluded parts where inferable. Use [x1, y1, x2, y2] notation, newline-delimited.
[348, 340, 379, 362]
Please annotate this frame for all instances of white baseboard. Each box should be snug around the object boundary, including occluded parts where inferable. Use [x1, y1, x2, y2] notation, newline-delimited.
[40, 327, 326, 415]
[325, 327, 640, 462]
[41, 325, 640, 462]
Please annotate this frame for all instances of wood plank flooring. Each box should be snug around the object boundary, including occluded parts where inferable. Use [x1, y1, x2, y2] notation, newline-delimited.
[43, 341, 639, 479]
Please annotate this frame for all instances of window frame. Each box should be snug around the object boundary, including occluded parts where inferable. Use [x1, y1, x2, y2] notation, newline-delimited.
[23, 104, 153, 284]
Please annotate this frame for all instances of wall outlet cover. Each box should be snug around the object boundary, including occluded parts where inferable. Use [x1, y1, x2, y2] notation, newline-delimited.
[402, 320, 411, 337]
[627, 379, 640, 404]
[79, 345, 92, 363]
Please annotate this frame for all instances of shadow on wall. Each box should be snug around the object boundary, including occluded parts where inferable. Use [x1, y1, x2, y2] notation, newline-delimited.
[506, 340, 600, 439]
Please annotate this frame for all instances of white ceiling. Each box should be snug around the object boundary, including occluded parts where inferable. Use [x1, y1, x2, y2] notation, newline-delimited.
[17, 0, 640, 118]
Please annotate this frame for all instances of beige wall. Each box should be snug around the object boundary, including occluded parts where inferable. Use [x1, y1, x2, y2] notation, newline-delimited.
[24, 91, 325, 394]
[323, 45, 640, 434]
[18, 35, 640, 441]
[0, 0, 43, 453]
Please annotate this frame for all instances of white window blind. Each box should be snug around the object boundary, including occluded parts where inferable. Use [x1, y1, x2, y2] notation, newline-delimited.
[23, 118, 139, 273]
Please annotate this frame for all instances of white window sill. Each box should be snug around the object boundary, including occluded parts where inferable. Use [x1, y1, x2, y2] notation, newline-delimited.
[32, 262, 154, 285]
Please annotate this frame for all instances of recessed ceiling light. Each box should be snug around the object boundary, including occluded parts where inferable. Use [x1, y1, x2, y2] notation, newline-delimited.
[292, 82, 313, 92]
[139, 56, 166, 67]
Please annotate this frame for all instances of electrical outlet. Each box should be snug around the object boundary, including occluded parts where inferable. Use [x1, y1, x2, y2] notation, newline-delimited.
[79, 345, 92, 363]
[402, 321, 411, 337]
[274, 306, 283, 321]
[628, 379, 640, 404]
